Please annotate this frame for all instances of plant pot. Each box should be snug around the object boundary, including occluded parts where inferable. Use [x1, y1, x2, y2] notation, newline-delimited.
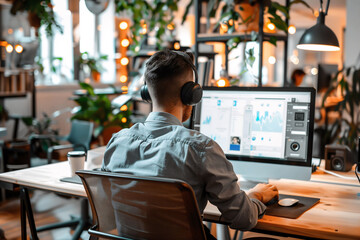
[235, 2, 260, 33]
[91, 71, 101, 82]
[27, 12, 41, 29]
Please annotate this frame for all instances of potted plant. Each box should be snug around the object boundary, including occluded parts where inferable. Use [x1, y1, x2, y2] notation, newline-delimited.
[71, 82, 132, 145]
[10, 0, 63, 36]
[321, 64, 360, 156]
[22, 112, 60, 158]
[79, 52, 108, 82]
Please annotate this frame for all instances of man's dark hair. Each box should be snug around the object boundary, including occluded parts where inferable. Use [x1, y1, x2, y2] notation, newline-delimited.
[145, 49, 194, 86]
[291, 69, 305, 83]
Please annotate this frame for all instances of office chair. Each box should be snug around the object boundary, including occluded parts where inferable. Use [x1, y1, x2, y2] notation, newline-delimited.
[76, 170, 207, 240]
[29, 119, 94, 164]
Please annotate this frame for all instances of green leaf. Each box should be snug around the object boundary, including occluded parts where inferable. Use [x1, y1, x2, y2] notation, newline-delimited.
[182, 0, 193, 24]
[21, 117, 34, 127]
[290, 0, 314, 14]
[269, 16, 288, 32]
[271, 2, 289, 18]
[269, 36, 277, 46]
[79, 82, 95, 96]
[207, 0, 218, 18]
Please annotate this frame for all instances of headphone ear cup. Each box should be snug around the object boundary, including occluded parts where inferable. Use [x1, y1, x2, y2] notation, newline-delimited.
[140, 85, 152, 103]
[181, 82, 203, 106]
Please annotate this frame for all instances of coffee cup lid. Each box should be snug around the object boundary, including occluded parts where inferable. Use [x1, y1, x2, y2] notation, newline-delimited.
[67, 151, 86, 157]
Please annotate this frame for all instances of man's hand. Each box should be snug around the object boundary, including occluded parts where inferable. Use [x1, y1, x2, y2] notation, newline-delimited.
[247, 183, 279, 204]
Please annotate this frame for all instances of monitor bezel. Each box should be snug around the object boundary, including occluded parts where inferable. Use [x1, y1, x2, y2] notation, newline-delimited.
[196, 86, 316, 167]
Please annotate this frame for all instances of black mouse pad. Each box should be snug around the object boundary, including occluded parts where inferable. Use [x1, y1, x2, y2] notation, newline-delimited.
[265, 194, 320, 219]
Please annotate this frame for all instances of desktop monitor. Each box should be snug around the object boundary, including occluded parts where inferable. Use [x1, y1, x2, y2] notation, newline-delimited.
[317, 64, 338, 92]
[193, 87, 316, 182]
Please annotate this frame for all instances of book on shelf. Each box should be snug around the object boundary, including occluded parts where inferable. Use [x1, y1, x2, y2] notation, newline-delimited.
[197, 59, 214, 87]
[197, 61, 206, 86]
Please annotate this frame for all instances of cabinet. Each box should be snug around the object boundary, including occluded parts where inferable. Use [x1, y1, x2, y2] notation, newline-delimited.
[193, 0, 289, 87]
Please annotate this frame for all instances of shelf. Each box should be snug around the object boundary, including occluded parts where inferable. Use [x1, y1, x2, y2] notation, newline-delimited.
[0, 92, 27, 99]
[196, 32, 288, 43]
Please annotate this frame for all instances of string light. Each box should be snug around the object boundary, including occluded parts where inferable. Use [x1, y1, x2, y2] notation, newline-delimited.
[314, 10, 319, 17]
[121, 86, 128, 91]
[268, 56, 276, 64]
[173, 42, 180, 50]
[140, 24, 147, 35]
[120, 57, 129, 66]
[7, 28, 13, 34]
[15, 44, 23, 53]
[139, 20, 147, 35]
[167, 23, 174, 31]
[288, 25, 296, 35]
[119, 75, 127, 83]
[121, 117, 127, 123]
[121, 39, 130, 47]
[266, 22, 276, 31]
[220, 23, 228, 33]
[5, 44, 13, 53]
[311, 68, 318, 75]
[120, 105, 128, 111]
[119, 21, 128, 30]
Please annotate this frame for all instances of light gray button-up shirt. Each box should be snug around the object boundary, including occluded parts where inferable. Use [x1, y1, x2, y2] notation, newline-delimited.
[102, 112, 266, 230]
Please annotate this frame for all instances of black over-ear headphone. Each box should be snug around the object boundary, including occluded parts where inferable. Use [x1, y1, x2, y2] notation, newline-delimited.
[140, 50, 203, 106]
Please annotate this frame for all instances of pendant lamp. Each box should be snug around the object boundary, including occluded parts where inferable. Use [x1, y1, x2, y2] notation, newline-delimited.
[297, 0, 340, 52]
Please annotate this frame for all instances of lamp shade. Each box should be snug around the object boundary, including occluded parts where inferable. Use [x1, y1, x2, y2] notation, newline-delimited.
[297, 12, 340, 51]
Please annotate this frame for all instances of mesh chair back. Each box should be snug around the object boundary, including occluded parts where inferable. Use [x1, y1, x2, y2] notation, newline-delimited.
[77, 170, 207, 240]
[67, 120, 94, 150]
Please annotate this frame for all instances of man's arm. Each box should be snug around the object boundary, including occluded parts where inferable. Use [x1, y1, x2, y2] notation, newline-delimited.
[201, 140, 278, 230]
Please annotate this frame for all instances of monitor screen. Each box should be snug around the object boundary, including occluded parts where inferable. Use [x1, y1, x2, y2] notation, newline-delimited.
[194, 87, 316, 181]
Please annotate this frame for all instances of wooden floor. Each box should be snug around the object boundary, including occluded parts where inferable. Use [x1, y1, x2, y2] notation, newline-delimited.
[0, 190, 89, 240]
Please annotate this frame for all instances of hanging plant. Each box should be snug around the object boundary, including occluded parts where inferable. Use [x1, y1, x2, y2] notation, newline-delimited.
[114, 0, 180, 52]
[10, 0, 63, 36]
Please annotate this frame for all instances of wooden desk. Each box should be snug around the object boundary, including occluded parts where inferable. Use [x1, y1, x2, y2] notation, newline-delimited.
[0, 160, 359, 240]
[0, 162, 87, 240]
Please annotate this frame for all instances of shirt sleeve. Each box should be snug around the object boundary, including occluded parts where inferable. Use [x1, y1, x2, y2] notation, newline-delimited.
[200, 139, 266, 230]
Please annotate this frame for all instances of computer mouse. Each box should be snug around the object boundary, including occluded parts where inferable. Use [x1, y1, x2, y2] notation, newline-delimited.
[278, 198, 299, 207]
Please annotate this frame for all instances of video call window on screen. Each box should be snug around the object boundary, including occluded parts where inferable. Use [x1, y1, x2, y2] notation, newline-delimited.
[195, 87, 313, 163]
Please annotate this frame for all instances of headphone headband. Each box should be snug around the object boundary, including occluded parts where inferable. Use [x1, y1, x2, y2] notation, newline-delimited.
[172, 50, 199, 84]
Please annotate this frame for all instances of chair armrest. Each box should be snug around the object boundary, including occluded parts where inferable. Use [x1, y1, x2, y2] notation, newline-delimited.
[47, 144, 87, 164]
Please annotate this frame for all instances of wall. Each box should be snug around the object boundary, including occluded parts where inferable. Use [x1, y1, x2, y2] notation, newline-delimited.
[345, 0, 360, 67]
[3, 84, 79, 141]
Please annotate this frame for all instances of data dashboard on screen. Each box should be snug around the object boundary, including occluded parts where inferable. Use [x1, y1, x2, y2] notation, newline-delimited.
[194, 87, 315, 166]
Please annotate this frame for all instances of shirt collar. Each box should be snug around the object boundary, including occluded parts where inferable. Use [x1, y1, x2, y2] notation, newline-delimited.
[145, 112, 183, 126]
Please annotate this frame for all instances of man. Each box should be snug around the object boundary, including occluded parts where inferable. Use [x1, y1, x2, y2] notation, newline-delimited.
[102, 49, 278, 237]
[290, 69, 306, 87]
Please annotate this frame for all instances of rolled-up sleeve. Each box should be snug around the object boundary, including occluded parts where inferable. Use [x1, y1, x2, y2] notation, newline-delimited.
[201, 140, 266, 230]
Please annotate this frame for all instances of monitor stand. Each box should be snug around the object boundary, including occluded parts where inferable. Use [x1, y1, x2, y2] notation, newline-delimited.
[230, 160, 312, 188]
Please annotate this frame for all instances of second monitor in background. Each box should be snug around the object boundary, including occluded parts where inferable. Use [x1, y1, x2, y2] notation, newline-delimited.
[317, 64, 338, 92]
[194, 87, 316, 182]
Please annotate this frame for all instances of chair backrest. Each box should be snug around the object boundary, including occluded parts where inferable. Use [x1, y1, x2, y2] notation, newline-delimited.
[76, 170, 207, 240]
[67, 120, 94, 150]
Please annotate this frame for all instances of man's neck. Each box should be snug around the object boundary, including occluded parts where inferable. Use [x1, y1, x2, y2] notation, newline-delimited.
[152, 105, 183, 122]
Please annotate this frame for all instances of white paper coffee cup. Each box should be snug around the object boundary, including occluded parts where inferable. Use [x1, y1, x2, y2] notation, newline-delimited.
[68, 151, 86, 177]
